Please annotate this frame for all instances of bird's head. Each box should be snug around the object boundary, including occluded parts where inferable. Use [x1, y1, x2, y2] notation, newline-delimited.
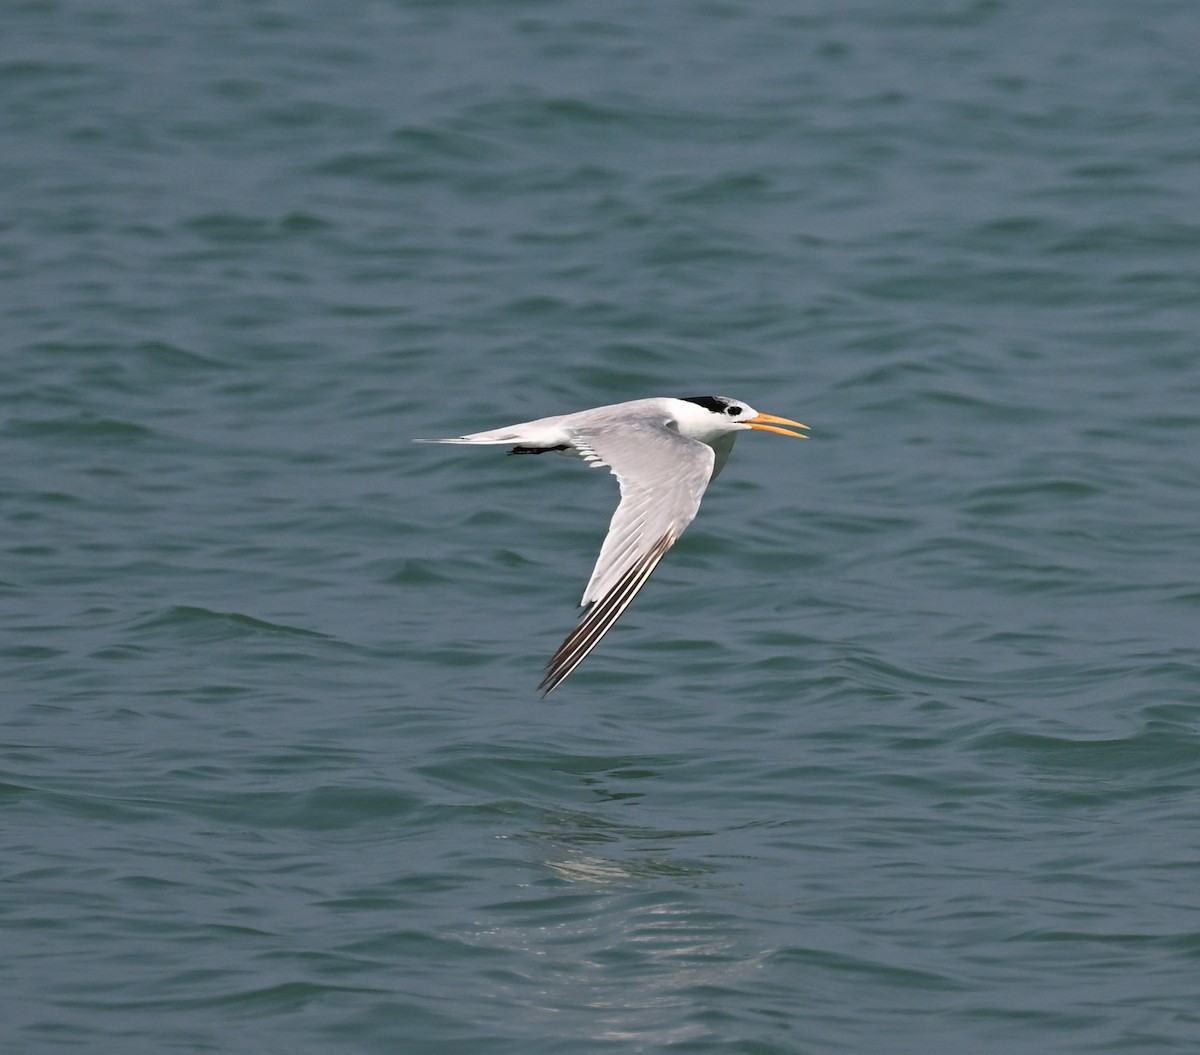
[677, 395, 809, 440]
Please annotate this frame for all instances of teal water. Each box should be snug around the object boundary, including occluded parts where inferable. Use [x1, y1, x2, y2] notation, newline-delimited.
[3, 1, 1199, 1052]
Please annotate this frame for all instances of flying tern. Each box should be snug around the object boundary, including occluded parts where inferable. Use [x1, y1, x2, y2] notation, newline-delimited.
[417, 395, 808, 695]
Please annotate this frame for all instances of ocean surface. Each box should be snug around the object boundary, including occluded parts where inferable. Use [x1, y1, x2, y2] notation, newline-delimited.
[3, 1, 1199, 1052]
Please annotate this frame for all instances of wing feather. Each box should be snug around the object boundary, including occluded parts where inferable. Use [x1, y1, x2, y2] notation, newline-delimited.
[538, 419, 718, 694]
[574, 423, 716, 605]
[539, 530, 676, 696]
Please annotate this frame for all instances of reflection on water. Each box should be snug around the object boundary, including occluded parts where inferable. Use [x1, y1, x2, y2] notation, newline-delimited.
[463, 797, 769, 1046]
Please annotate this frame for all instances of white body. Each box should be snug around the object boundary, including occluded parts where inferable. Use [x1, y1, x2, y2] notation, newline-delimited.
[426, 396, 743, 477]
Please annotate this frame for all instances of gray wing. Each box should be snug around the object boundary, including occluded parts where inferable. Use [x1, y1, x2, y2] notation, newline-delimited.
[539, 422, 716, 696]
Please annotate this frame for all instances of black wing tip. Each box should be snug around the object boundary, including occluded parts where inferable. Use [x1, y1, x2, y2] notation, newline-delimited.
[538, 632, 583, 698]
[509, 444, 570, 456]
[535, 530, 677, 698]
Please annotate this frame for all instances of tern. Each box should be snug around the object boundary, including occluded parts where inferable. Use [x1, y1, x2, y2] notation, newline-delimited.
[417, 395, 808, 695]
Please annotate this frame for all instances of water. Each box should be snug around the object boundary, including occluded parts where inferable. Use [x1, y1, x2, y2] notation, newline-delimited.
[3, 0, 1199, 1051]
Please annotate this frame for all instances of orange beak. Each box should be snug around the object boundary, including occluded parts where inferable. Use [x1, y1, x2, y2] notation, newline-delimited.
[745, 412, 809, 438]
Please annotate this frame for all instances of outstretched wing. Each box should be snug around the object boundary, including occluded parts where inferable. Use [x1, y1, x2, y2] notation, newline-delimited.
[539, 422, 716, 696]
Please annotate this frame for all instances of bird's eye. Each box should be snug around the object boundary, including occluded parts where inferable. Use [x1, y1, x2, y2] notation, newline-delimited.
[726, 405, 742, 416]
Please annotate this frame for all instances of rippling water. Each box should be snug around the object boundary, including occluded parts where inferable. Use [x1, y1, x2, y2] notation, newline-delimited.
[4, 1, 1199, 1052]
